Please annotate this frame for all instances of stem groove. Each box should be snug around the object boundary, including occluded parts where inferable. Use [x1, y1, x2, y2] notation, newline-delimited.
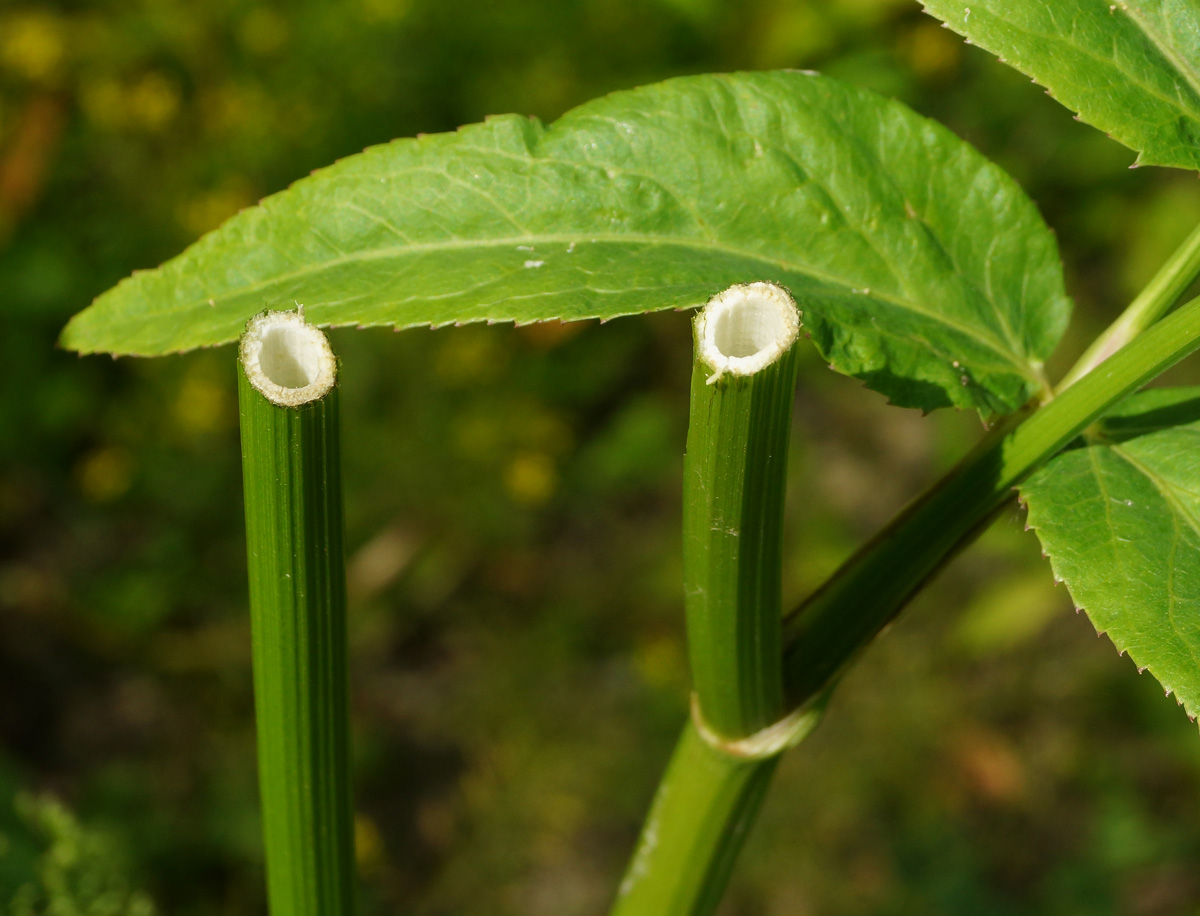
[238, 310, 357, 916]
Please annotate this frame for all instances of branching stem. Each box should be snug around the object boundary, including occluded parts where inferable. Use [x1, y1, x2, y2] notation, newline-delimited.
[1059, 220, 1200, 390]
[782, 293, 1200, 706]
[617, 286, 1200, 916]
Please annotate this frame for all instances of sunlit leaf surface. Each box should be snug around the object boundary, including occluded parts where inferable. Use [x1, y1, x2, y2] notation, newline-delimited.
[923, 1, 1200, 170]
[63, 71, 1070, 413]
[1022, 387, 1200, 718]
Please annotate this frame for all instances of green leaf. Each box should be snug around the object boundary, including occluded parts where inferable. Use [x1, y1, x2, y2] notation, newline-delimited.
[1021, 387, 1200, 719]
[922, 1, 1200, 170]
[63, 71, 1069, 413]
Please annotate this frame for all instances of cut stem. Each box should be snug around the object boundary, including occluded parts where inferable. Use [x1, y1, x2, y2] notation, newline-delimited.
[1059, 219, 1200, 390]
[684, 281, 801, 739]
[238, 311, 357, 916]
[613, 283, 804, 916]
[617, 265, 1200, 916]
[616, 291, 1200, 916]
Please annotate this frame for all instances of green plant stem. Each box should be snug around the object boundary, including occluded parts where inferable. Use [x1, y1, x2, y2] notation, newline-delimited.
[618, 293, 1200, 916]
[238, 314, 357, 916]
[782, 293, 1200, 706]
[610, 720, 779, 916]
[683, 285, 801, 738]
[617, 291, 1200, 916]
[613, 284, 802, 916]
[1059, 220, 1200, 390]
[611, 694, 828, 916]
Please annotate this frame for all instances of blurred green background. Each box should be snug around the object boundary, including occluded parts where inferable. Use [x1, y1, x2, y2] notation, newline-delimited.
[4, 0, 1200, 913]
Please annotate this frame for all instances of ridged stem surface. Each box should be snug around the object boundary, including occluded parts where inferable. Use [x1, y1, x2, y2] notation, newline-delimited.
[238, 347, 356, 916]
[610, 720, 779, 916]
[683, 333, 800, 738]
[614, 283, 802, 916]
[617, 290, 1200, 916]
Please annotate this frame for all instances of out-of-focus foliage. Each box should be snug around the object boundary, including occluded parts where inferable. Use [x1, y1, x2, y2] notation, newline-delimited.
[3, 0, 1200, 914]
[1, 790, 154, 915]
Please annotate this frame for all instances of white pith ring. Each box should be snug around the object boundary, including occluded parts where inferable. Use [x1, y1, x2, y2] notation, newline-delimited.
[696, 282, 800, 384]
[239, 310, 337, 407]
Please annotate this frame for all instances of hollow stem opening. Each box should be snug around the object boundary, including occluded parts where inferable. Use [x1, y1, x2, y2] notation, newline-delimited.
[240, 310, 337, 407]
[696, 282, 800, 384]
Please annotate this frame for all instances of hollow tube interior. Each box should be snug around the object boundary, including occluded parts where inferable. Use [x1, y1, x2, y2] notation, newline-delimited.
[709, 295, 792, 359]
[259, 324, 322, 389]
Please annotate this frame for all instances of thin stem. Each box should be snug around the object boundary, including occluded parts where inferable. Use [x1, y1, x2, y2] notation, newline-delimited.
[612, 283, 803, 916]
[683, 282, 802, 738]
[610, 720, 779, 916]
[782, 293, 1200, 707]
[238, 311, 357, 916]
[1059, 220, 1200, 390]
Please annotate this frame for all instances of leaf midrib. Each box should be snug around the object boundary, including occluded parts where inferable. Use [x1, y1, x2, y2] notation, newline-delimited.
[970, 8, 1200, 118]
[1107, 442, 1200, 678]
[1110, 442, 1200, 541]
[1120, 2, 1200, 110]
[140, 232, 1038, 382]
[298, 100, 1039, 374]
[551, 101, 1036, 366]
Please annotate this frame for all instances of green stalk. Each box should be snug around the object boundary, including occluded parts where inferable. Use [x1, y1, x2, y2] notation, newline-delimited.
[611, 720, 779, 916]
[1059, 220, 1200, 390]
[613, 283, 808, 916]
[238, 310, 357, 916]
[616, 292, 1200, 916]
[782, 293, 1200, 706]
[611, 698, 828, 916]
[617, 259, 1200, 916]
[683, 282, 802, 739]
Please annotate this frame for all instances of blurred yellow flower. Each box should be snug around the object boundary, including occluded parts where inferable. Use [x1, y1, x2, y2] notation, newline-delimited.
[174, 372, 228, 435]
[177, 179, 256, 238]
[0, 12, 65, 84]
[634, 634, 685, 689]
[127, 72, 180, 132]
[81, 72, 181, 133]
[359, 0, 410, 24]
[76, 446, 134, 503]
[504, 451, 557, 505]
[353, 813, 385, 876]
[902, 21, 962, 81]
